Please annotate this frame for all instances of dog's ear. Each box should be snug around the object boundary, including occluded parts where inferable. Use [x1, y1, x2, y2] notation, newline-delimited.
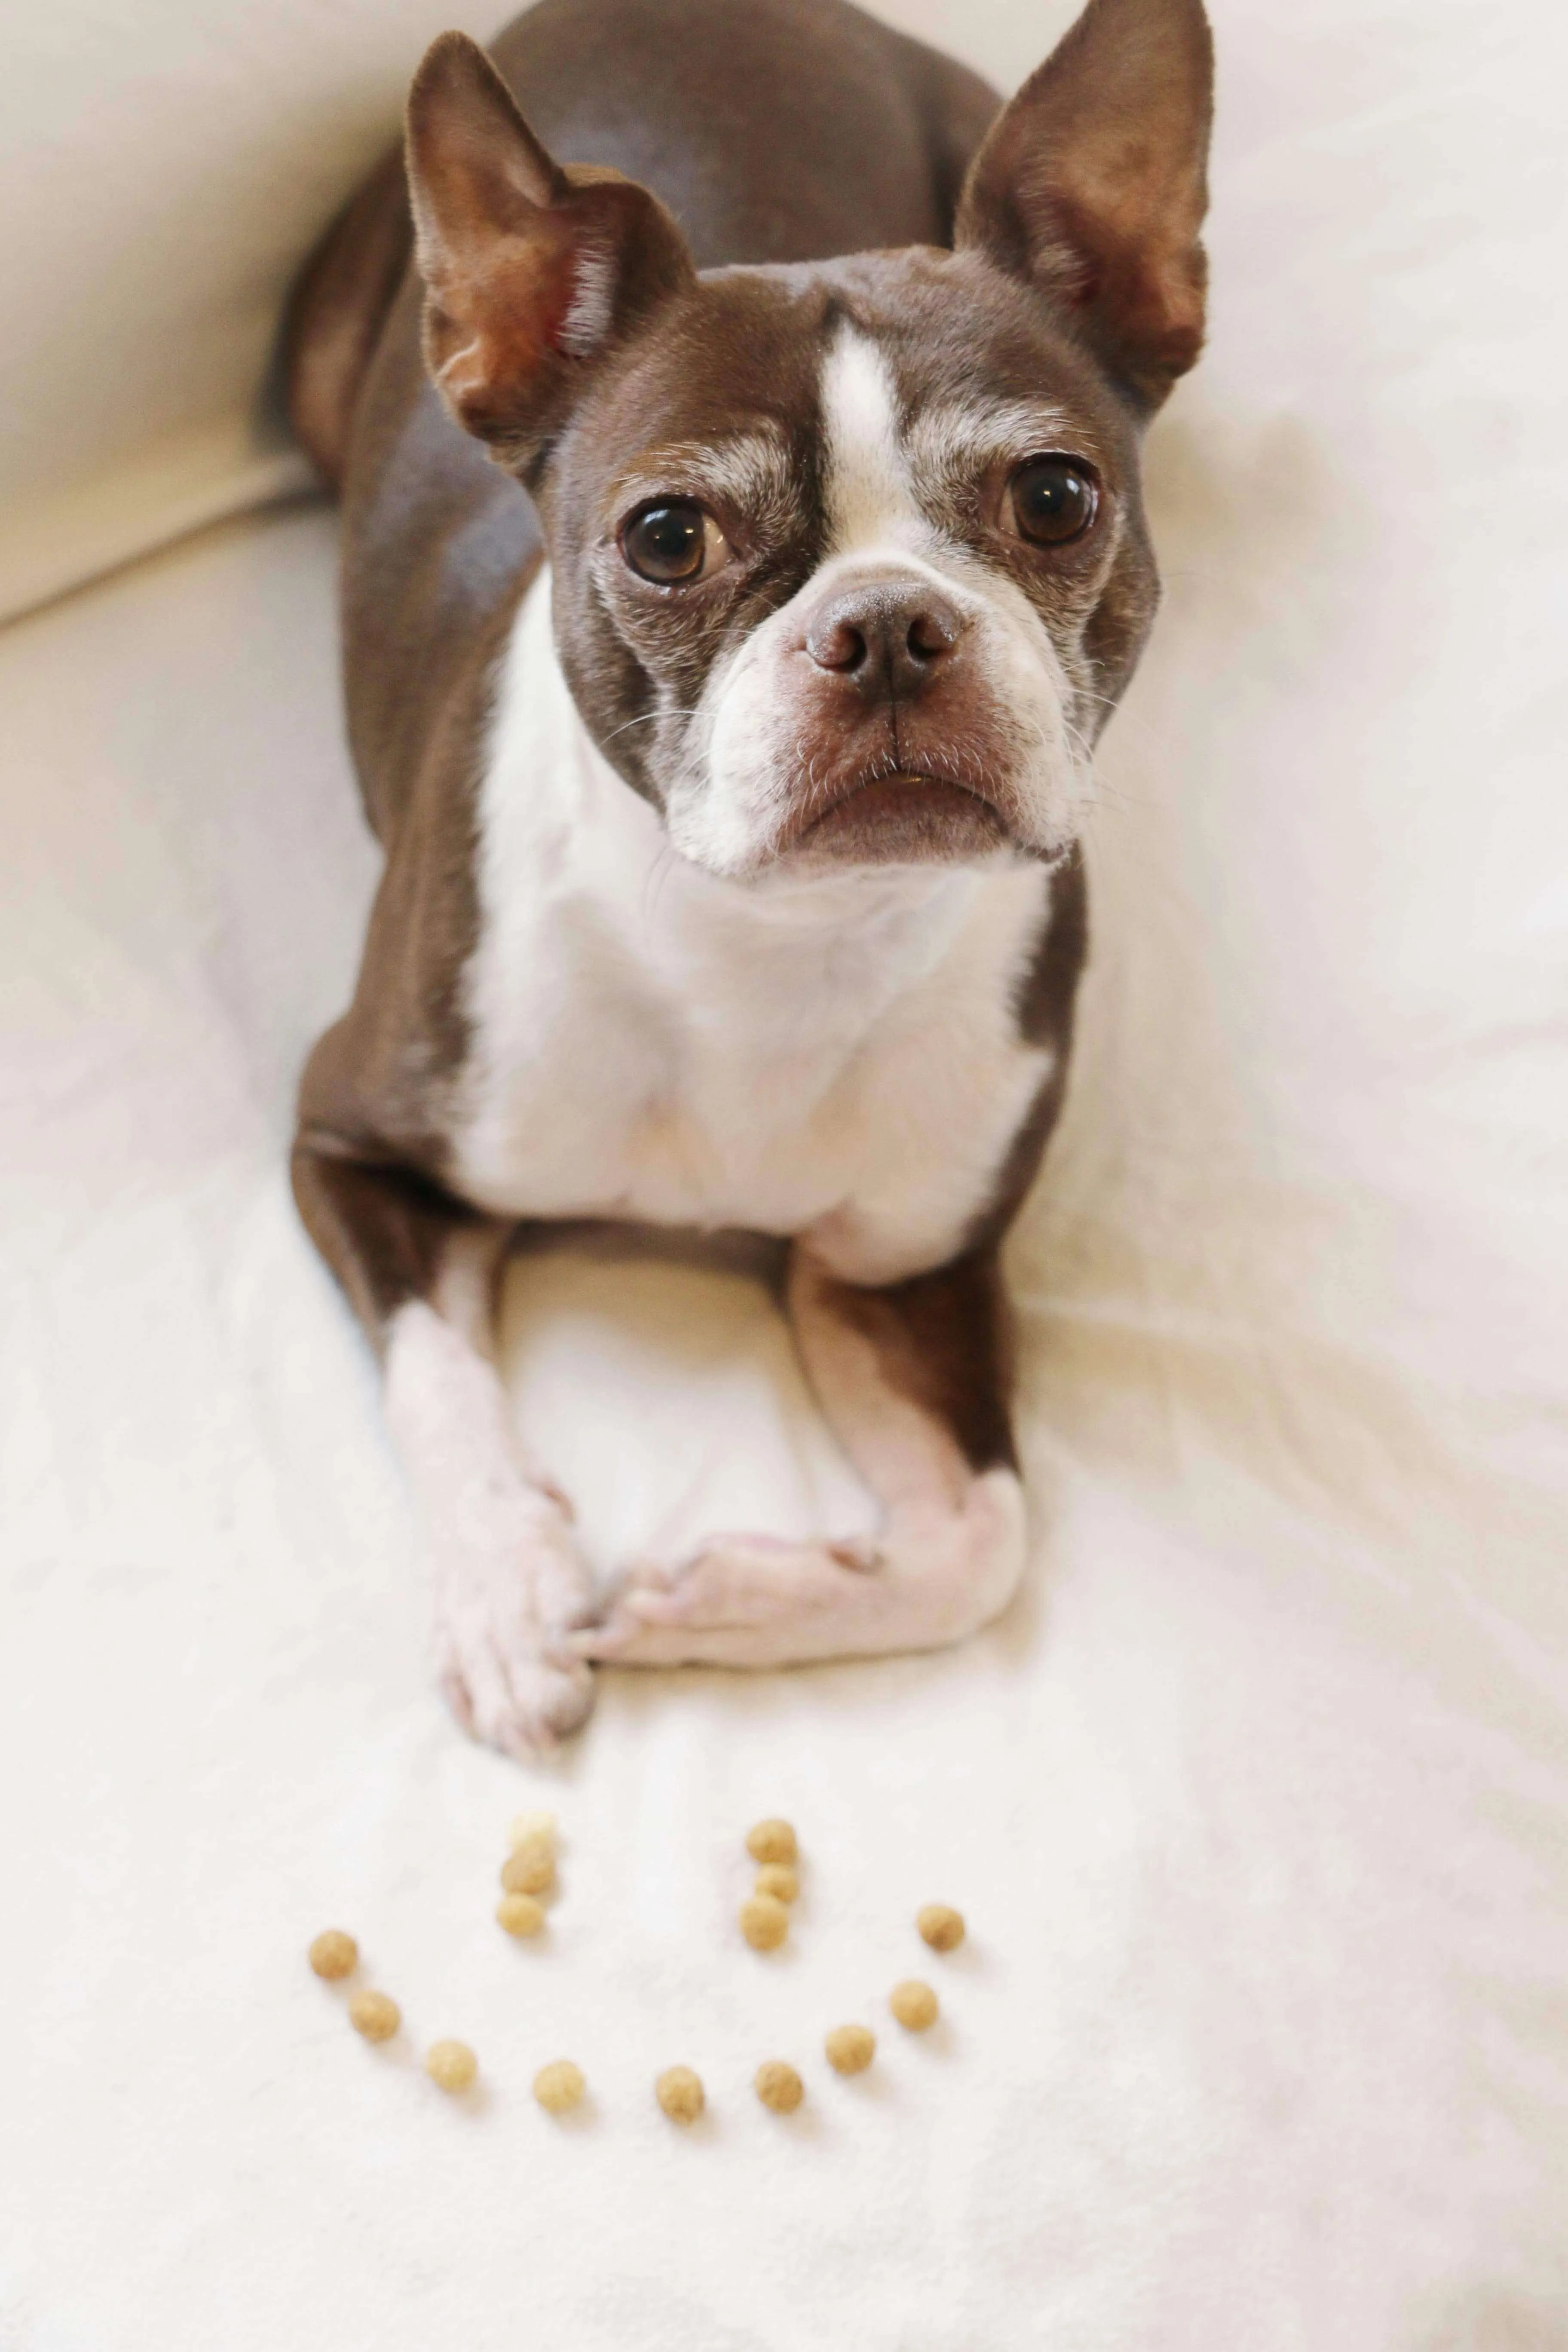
[405, 33, 694, 459]
[956, 0, 1213, 411]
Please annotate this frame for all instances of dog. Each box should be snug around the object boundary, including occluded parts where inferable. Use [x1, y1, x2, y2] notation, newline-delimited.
[285, 0, 1213, 1756]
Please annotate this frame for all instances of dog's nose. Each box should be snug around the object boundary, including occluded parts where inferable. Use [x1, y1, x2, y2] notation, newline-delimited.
[804, 582, 964, 697]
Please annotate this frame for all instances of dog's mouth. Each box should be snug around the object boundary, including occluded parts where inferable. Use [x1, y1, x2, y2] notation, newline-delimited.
[781, 769, 1015, 865]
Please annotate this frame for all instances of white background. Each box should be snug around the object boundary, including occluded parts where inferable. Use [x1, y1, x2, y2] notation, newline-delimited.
[3, 0, 1568, 2345]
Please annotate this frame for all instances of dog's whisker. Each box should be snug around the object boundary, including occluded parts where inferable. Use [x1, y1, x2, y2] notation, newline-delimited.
[597, 709, 666, 747]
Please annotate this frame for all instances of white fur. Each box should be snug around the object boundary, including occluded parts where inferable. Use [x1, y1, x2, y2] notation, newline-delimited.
[905, 396, 1078, 491]
[667, 326, 1093, 877]
[384, 1300, 596, 1751]
[608, 424, 797, 524]
[576, 1468, 1026, 1668]
[557, 241, 617, 357]
[452, 566, 1058, 1288]
[819, 328, 930, 553]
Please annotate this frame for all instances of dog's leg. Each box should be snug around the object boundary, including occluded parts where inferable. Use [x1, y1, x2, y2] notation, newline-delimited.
[293, 1145, 595, 1752]
[577, 1243, 1026, 1669]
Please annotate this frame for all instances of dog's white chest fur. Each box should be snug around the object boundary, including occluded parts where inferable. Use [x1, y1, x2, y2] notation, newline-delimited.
[452, 572, 1057, 1284]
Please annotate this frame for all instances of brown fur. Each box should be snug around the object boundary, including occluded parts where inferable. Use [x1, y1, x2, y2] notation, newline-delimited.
[978, 841, 1092, 1248]
[284, 147, 411, 489]
[825, 1250, 1018, 1473]
[292, 1148, 504, 1341]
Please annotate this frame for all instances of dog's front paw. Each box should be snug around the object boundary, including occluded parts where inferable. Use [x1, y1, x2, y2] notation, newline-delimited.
[430, 1506, 597, 1756]
[574, 1532, 881, 1670]
[435, 1623, 594, 1757]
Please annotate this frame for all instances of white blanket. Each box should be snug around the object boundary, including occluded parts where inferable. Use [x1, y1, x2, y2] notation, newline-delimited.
[3, 0, 1568, 2344]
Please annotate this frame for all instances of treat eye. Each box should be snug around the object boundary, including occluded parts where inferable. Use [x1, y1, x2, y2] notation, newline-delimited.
[1008, 456, 1098, 547]
[622, 499, 722, 584]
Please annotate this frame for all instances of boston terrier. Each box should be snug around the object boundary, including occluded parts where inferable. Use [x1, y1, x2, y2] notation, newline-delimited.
[285, 0, 1214, 1755]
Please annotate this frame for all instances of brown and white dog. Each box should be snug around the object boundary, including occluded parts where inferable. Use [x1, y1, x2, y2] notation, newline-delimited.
[285, 0, 1213, 1755]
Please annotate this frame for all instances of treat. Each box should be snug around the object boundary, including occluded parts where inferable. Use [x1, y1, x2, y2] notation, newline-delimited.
[348, 1989, 401, 2044]
[739, 1893, 790, 1951]
[500, 1837, 556, 1898]
[508, 1809, 557, 1848]
[824, 2024, 876, 2076]
[656, 2065, 705, 2123]
[426, 2039, 478, 2093]
[307, 1929, 358, 1981]
[916, 1904, 965, 1953]
[890, 1979, 940, 2031]
[496, 1892, 546, 1938]
[745, 1819, 797, 1867]
[753, 1864, 798, 1904]
[533, 2060, 585, 2114]
[754, 2060, 804, 2114]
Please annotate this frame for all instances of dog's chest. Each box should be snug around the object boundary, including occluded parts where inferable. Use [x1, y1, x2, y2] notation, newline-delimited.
[450, 578, 1057, 1283]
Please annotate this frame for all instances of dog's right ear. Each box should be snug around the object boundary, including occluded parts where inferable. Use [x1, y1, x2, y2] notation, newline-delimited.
[405, 33, 694, 461]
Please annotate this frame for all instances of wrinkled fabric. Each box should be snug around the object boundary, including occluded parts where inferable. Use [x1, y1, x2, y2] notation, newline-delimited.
[3, 0, 1568, 2345]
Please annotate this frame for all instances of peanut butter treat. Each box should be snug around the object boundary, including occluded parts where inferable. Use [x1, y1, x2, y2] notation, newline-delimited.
[824, 2024, 876, 2075]
[500, 1836, 556, 1898]
[426, 2039, 478, 2092]
[745, 1819, 797, 1866]
[890, 1980, 939, 2031]
[916, 1903, 965, 1953]
[739, 1893, 790, 1951]
[656, 2065, 705, 2123]
[348, 1989, 401, 2044]
[508, 1809, 557, 1847]
[496, 1892, 547, 1938]
[754, 2060, 804, 2114]
[533, 2060, 585, 2114]
[307, 1930, 358, 1981]
[753, 1864, 798, 1904]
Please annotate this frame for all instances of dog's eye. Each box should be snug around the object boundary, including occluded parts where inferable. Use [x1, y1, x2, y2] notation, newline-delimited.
[621, 500, 723, 585]
[1009, 456, 1098, 547]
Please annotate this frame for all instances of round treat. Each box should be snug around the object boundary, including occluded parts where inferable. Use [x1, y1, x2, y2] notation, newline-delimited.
[307, 1929, 357, 1981]
[508, 1808, 557, 1848]
[754, 2060, 804, 2114]
[426, 2039, 478, 2093]
[739, 1893, 790, 1951]
[753, 1864, 799, 1905]
[500, 1837, 556, 1898]
[656, 2065, 705, 2124]
[533, 2060, 585, 2115]
[824, 2023, 876, 2076]
[890, 1979, 940, 2032]
[496, 1892, 546, 1939]
[916, 1903, 966, 1954]
[745, 1819, 798, 1867]
[348, 1989, 401, 2044]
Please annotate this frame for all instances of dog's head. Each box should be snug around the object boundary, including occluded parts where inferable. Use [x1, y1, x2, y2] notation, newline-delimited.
[405, 0, 1212, 881]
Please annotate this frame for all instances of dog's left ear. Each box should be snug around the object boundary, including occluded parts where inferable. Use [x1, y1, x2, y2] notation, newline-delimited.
[405, 32, 695, 462]
[956, 0, 1213, 411]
